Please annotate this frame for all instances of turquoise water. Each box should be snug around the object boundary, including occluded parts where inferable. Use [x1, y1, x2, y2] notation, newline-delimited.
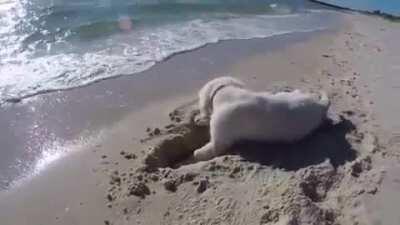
[315, 0, 400, 16]
[0, 0, 338, 103]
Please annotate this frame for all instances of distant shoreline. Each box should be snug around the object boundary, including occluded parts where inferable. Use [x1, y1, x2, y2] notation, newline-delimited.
[309, 0, 400, 21]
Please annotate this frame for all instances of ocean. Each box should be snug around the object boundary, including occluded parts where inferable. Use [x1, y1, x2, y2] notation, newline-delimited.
[0, 0, 340, 104]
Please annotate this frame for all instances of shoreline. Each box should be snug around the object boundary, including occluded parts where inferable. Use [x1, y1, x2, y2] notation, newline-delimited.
[1, 7, 341, 106]
[1, 11, 400, 225]
[1, 29, 330, 105]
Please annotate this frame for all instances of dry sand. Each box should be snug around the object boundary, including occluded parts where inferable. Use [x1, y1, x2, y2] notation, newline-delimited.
[1, 11, 400, 225]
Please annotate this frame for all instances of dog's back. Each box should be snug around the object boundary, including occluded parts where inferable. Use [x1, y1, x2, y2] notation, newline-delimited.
[194, 76, 331, 161]
[211, 89, 329, 143]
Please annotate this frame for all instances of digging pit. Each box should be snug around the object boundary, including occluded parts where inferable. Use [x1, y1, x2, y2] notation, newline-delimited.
[142, 102, 358, 172]
[143, 109, 210, 170]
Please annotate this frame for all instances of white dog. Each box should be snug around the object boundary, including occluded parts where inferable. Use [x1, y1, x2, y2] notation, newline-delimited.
[193, 76, 330, 161]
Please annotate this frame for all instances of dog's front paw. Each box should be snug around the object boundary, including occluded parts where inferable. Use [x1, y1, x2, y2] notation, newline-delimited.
[193, 143, 215, 162]
[193, 149, 211, 162]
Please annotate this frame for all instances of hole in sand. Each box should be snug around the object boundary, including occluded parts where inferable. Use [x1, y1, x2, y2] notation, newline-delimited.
[143, 109, 210, 171]
[143, 106, 357, 171]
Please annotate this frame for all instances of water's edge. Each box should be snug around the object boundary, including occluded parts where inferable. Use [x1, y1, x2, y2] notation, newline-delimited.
[2, 26, 329, 106]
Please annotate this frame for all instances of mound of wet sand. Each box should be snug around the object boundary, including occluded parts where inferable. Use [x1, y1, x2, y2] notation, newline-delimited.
[100, 32, 392, 223]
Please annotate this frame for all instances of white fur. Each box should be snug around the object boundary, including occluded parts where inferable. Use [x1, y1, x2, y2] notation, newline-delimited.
[194, 76, 330, 161]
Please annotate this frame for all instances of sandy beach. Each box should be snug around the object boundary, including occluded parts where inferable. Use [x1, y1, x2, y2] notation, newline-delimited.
[1, 10, 400, 225]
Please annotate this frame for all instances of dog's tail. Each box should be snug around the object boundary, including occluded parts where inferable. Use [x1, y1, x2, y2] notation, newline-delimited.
[318, 91, 330, 108]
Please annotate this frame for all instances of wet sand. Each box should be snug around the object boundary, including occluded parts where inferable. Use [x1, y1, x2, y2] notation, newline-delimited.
[1, 10, 400, 225]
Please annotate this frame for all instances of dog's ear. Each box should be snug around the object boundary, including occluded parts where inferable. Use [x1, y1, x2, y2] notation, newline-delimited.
[198, 76, 245, 118]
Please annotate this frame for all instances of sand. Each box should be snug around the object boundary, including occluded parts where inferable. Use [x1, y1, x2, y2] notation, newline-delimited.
[1, 11, 400, 225]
